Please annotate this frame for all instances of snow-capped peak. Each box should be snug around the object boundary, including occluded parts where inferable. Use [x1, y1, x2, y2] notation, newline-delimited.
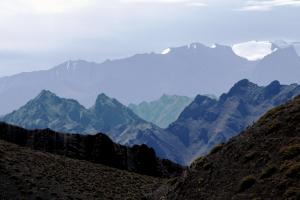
[161, 48, 171, 55]
[232, 40, 277, 61]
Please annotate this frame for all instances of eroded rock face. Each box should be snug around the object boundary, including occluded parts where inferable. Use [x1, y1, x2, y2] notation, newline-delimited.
[0, 122, 183, 178]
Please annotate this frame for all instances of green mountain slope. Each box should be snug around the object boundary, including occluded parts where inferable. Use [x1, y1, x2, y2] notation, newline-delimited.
[129, 95, 193, 128]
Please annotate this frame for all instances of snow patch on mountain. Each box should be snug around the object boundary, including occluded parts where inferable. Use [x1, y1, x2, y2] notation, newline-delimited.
[232, 40, 276, 61]
[161, 48, 171, 55]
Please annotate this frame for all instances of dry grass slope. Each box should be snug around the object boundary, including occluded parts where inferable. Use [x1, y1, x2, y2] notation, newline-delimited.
[0, 140, 165, 200]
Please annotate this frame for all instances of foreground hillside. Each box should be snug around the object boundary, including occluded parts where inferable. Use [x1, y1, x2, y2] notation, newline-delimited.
[154, 95, 300, 199]
[0, 140, 163, 200]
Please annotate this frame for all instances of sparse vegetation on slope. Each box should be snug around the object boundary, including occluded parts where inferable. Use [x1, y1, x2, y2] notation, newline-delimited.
[0, 140, 164, 200]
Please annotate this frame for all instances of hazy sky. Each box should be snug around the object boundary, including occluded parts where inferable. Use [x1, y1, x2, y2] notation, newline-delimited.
[0, 0, 300, 76]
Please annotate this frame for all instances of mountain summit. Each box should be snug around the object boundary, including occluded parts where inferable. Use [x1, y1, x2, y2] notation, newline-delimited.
[2, 90, 94, 133]
[2, 91, 141, 134]
[90, 93, 142, 132]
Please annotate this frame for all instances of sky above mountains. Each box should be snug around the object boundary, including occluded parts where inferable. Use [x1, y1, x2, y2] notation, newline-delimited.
[0, 0, 300, 76]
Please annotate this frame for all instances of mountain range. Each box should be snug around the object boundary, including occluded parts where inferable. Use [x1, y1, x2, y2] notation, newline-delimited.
[2, 91, 141, 134]
[1, 88, 299, 199]
[0, 41, 300, 116]
[1, 90, 185, 163]
[153, 93, 300, 200]
[2, 79, 300, 165]
[129, 95, 193, 128]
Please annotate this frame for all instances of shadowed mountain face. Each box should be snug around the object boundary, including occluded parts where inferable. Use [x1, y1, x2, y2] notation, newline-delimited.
[153, 95, 300, 200]
[167, 79, 300, 164]
[129, 95, 193, 128]
[0, 42, 300, 116]
[0, 122, 183, 178]
[90, 93, 143, 132]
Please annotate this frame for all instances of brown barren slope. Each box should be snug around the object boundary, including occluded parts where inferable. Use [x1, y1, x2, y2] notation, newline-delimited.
[0, 140, 164, 200]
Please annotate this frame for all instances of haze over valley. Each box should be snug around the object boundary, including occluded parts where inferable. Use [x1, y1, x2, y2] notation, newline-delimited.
[1, 1, 300, 199]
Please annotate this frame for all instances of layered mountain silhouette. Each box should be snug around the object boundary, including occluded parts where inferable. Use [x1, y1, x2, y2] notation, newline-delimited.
[0, 122, 183, 178]
[2, 80, 300, 166]
[129, 94, 193, 128]
[153, 94, 300, 200]
[1, 91, 299, 199]
[1, 42, 300, 115]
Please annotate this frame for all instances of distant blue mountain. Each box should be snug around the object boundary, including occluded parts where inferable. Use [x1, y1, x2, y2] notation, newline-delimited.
[2, 90, 141, 134]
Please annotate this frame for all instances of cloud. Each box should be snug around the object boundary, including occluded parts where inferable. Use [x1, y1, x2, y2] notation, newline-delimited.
[239, 0, 300, 11]
[0, 0, 206, 16]
[0, 0, 93, 15]
[120, 0, 207, 6]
